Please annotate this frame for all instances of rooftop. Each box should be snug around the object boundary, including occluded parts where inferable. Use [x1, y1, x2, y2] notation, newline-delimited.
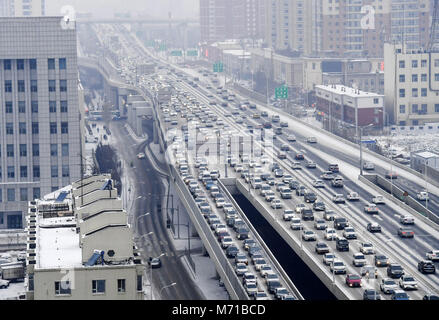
[414, 151, 439, 159]
[316, 84, 383, 98]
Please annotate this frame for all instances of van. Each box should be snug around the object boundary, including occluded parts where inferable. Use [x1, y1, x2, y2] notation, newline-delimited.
[336, 237, 349, 252]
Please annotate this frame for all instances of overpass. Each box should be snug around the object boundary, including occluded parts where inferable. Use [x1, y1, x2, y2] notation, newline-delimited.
[76, 17, 199, 26]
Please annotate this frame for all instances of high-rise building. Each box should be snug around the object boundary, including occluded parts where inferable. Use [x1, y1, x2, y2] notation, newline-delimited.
[0, 0, 45, 17]
[265, 0, 319, 56]
[321, 0, 430, 58]
[200, 0, 265, 43]
[0, 17, 83, 229]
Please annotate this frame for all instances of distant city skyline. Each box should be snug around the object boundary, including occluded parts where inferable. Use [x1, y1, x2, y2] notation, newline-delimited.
[46, 0, 199, 19]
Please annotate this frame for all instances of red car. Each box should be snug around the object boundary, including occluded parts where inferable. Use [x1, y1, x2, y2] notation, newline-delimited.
[295, 154, 305, 160]
[385, 171, 398, 179]
[398, 227, 414, 238]
[346, 274, 362, 287]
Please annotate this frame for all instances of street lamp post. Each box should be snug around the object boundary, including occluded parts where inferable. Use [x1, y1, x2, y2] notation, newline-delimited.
[135, 212, 150, 234]
[150, 252, 166, 300]
[159, 282, 177, 297]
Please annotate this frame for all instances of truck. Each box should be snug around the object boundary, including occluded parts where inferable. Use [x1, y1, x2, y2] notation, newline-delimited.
[0, 262, 25, 282]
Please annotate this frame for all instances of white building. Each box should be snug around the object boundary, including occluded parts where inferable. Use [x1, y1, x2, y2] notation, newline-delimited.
[411, 151, 439, 171]
[25, 174, 145, 300]
[0, 0, 45, 16]
[0, 17, 84, 229]
[384, 43, 439, 126]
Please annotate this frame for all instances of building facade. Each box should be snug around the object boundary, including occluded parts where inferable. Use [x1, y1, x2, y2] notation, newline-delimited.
[0, 0, 45, 16]
[384, 43, 439, 126]
[25, 175, 145, 300]
[0, 17, 83, 229]
[315, 84, 384, 129]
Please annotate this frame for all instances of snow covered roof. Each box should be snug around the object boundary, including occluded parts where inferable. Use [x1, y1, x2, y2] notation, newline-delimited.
[316, 84, 383, 98]
[413, 151, 439, 159]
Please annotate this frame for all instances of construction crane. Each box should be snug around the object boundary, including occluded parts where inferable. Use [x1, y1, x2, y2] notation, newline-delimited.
[429, 0, 439, 52]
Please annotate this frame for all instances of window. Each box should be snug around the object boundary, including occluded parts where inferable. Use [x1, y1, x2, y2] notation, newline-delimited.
[421, 59, 427, 67]
[32, 144, 39, 157]
[399, 89, 405, 98]
[59, 58, 66, 70]
[29, 59, 37, 70]
[435, 59, 439, 67]
[436, 74, 439, 81]
[7, 145, 14, 157]
[33, 166, 40, 178]
[0, 167, 1, 179]
[399, 75, 405, 83]
[50, 144, 58, 156]
[32, 122, 39, 134]
[421, 104, 428, 113]
[137, 275, 142, 292]
[60, 101, 68, 113]
[60, 80, 67, 92]
[412, 104, 418, 113]
[55, 281, 71, 295]
[61, 122, 68, 134]
[31, 101, 38, 113]
[33, 188, 40, 200]
[435, 104, 439, 113]
[411, 60, 418, 68]
[20, 188, 28, 201]
[61, 144, 69, 157]
[373, 98, 379, 104]
[18, 101, 25, 113]
[117, 279, 126, 293]
[17, 59, 24, 70]
[399, 105, 406, 114]
[48, 80, 56, 92]
[7, 189, 15, 202]
[412, 74, 418, 82]
[49, 101, 56, 113]
[19, 123, 26, 134]
[7, 166, 14, 179]
[51, 166, 58, 178]
[412, 88, 418, 97]
[4, 59, 11, 70]
[62, 166, 69, 178]
[421, 74, 427, 82]
[413, 120, 419, 125]
[48, 58, 55, 70]
[17, 80, 25, 92]
[50, 122, 57, 134]
[20, 144, 27, 157]
[31, 80, 37, 92]
[92, 280, 106, 294]
[5, 80, 12, 92]
[20, 166, 27, 178]
[6, 123, 13, 135]
[5, 101, 12, 113]
[421, 88, 427, 97]
[399, 60, 405, 68]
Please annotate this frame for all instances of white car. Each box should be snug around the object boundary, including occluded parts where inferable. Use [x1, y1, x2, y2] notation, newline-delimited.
[307, 137, 317, 143]
[216, 198, 226, 208]
[400, 215, 415, 225]
[343, 227, 357, 239]
[254, 258, 268, 271]
[399, 275, 418, 290]
[332, 194, 345, 204]
[287, 134, 296, 142]
[244, 282, 258, 297]
[264, 190, 276, 202]
[347, 192, 360, 201]
[295, 203, 306, 213]
[0, 279, 10, 289]
[360, 242, 374, 255]
[137, 152, 146, 159]
[330, 260, 346, 274]
[290, 218, 303, 230]
[271, 199, 283, 209]
[323, 253, 336, 266]
[380, 278, 398, 294]
[416, 191, 429, 201]
[372, 195, 385, 204]
[325, 228, 337, 240]
[221, 236, 233, 248]
[312, 180, 325, 188]
[235, 263, 248, 276]
[426, 250, 439, 262]
[283, 210, 295, 221]
[363, 162, 375, 170]
[302, 230, 317, 241]
[352, 253, 367, 267]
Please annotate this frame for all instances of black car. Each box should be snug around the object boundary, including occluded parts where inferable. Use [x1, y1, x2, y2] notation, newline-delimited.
[289, 180, 300, 190]
[226, 245, 239, 258]
[295, 154, 305, 160]
[387, 263, 405, 279]
[336, 237, 349, 252]
[304, 192, 317, 203]
[367, 223, 382, 233]
[374, 254, 389, 267]
[334, 217, 348, 230]
[302, 208, 314, 221]
[236, 228, 249, 240]
[313, 201, 326, 211]
[423, 294, 439, 300]
[315, 242, 330, 254]
[418, 260, 436, 274]
[148, 257, 162, 269]
[363, 289, 381, 300]
[267, 280, 282, 294]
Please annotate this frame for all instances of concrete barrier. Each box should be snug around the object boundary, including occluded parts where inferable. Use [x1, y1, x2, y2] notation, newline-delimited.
[235, 179, 352, 300]
[359, 175, 439, 229]
[218, 179, 304, 300]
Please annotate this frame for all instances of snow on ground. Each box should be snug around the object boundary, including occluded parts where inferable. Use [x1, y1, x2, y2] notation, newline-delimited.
[0, 282, 25, 300]
[372, 132, 439, 157]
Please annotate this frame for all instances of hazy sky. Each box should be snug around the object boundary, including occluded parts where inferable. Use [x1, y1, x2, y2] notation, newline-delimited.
[46, 0, 199, 19]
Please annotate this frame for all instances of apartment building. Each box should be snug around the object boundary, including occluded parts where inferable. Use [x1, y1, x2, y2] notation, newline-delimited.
[0, 17, 83, 229]
[265, 0, 316, 56]
[384, 43, 439, 126]
[25, 174, 145, 300]
[200, 0, 265, 43]
[0, 0, 45, 16]
[322, 0, 430, 58]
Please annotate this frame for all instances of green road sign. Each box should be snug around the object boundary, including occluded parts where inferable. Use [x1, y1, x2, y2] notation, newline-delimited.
[275, 86, 288, 99]
[213, 62, 224, 73]
[187, 50, 198, 56]
[170, 50, 183, 56]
